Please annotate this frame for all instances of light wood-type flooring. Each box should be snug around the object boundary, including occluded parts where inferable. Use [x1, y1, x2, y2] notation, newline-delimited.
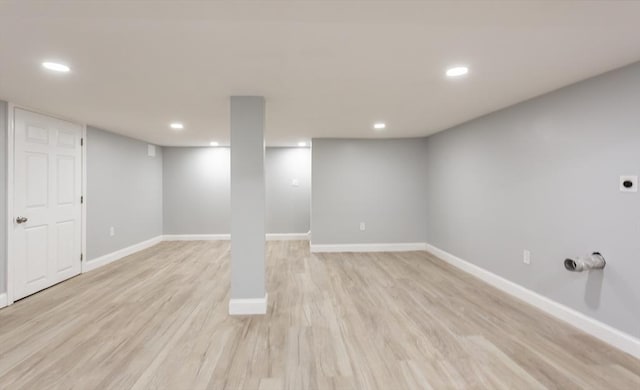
[1, 240, 639, 389]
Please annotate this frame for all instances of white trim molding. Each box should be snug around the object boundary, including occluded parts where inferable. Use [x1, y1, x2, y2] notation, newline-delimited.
[163, 234, 230, 241]
[83, 235, 163, 273]
[425, 243, 640, 360]
[0, 293, 7, 309]
[163, 233, 310, 241]
[81, 124, 87, 279]
[310, 242, 427, 253]
[266, 232, 310, 241]
[229, 293, 268, 315]
[6, 103, 14, 305]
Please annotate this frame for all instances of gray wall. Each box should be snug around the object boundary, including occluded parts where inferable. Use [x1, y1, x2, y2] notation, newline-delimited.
[311, 138, 428, 245]
[86, 127, 163, 259]
[0, 101, 6, 294]
[163, 147, 310, 235]
[163, 147, 230, 234]
[424, 62, 640, 338]
[266, 147, 311, 233]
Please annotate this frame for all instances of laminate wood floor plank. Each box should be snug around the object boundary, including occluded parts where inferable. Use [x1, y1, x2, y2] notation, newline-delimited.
[0, 241, 638, 389]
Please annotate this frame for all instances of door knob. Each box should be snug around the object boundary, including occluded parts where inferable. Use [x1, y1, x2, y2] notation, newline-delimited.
[16, 216, 28, 224]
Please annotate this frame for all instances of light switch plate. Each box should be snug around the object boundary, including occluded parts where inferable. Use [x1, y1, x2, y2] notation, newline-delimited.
[147, 144, 156, 157]
[291, 179, 299, 187]
[620, 175, 638, 192]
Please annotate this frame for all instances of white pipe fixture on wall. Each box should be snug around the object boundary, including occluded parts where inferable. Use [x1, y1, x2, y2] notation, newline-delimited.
[564, 252, 606, 272]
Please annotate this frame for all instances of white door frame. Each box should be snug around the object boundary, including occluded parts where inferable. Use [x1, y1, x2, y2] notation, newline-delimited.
[5, 103, 87, 305]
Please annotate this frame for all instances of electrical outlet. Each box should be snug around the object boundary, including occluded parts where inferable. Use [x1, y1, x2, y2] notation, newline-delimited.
[110, 226, 115, 237]
[523, 249, 531, 265]
[359, 222, 366, 231]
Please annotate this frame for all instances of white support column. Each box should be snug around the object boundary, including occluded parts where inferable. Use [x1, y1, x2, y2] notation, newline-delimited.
[228, 96, 267, 315]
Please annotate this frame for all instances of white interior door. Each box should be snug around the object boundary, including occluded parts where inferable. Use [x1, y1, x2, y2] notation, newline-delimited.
[13, 108, 83, 300]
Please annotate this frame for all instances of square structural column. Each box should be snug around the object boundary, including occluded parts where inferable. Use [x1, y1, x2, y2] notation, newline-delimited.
[229, 96, 267, 315]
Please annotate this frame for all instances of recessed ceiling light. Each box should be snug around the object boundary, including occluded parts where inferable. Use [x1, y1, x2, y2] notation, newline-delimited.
[42, 62, 70, 73]
[446, 66, 469, 77]
[298, 141, 307, 147]
[373, 123, 386, 130]
[210, 141, 219, 147]
[170, 123, 184, 130]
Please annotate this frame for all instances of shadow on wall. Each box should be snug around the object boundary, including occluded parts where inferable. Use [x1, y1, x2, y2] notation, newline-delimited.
[585, 271, 603, 309]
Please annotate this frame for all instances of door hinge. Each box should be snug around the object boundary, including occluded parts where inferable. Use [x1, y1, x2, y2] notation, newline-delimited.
[81, 253, 84, 261]
[81, 138, 84, 146]
[81, 195, 84, 204]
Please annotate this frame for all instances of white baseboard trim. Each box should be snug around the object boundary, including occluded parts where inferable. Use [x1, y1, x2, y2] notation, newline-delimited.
[0, 293, 7, 309]
[163, 234, 230, 241]
[83, 235, 164, 273]
[266, 232, 309, 241]
[229, 293, 268, 315]
[425, 243, 640, 360]
[163, 233, 310, 241]
[310, 242, 427, 253]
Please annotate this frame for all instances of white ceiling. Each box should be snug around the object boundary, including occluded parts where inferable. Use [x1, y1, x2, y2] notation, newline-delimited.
[1, 1, 640, 147]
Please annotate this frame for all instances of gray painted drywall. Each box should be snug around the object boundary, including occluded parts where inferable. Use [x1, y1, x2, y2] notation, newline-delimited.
[162, 147, 310, 235]
[311, 138, 428, 245]
[230, 96, 265, 300]
[163, 147, 231, 234]
[266, 147, 311, 233]
[86, 127, 163, 260]
[0, 101, 6, 294]
[424, 61, 640, 338]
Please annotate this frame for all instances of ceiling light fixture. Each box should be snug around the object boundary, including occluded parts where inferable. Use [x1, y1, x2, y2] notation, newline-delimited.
[446, 66, 469, 77]
[170, 123, 184, 130]
[298, 141, 307, 147]
[210, 141, 219, 147]
[42, 61, 70, 73]
[373, 123, 386, 130]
